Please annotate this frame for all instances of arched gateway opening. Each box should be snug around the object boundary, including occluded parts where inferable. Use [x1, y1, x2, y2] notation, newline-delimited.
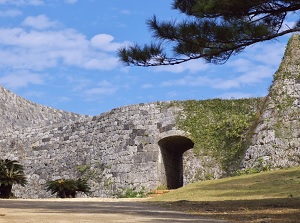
[158, 136, 194, 189]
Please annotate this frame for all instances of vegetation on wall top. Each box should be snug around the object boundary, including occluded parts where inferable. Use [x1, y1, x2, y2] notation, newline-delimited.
[175, 98, 264, 171]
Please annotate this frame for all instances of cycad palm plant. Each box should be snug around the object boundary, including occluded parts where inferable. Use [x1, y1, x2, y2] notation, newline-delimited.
[46, 178, 90, 198]
[0, 159, 27, 198]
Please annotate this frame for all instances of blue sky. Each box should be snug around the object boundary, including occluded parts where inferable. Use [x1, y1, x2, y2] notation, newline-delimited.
[0, 0, 295, 115]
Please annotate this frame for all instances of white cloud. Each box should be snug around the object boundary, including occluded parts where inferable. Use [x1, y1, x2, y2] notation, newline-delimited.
[0, 26, 123, 71]
[0, 0, 43, 5]
[90, 34, 130, 52]
[0, 28, 86, 50]
[0, 71, 45, 89]
[22, 15, 59, 30]
[0, 9, 22, 17]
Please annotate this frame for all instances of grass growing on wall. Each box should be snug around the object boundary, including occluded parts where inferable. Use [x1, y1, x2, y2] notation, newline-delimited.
[176, 98, 264, 171]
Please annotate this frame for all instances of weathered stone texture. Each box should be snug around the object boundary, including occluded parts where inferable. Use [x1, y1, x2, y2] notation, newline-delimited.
[0, 85, 88, 132]
[1, 101, 210, 198]
[242, 35, 300, 170]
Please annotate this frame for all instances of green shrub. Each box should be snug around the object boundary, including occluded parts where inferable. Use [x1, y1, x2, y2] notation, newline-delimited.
[117, 186, 146, 198]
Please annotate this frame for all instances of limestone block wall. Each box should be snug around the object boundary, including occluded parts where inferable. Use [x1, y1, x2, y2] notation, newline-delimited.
[0, 85, 88, 132]
[183, 150, 222, 183]
[0, 102, 204, 198]
[242, 35, 300, 170]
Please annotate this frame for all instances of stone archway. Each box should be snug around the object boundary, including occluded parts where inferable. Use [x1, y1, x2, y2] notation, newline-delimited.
[158, 136, 194, 189]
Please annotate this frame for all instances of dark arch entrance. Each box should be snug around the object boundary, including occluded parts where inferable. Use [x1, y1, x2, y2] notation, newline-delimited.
[158, 136, 194, 189]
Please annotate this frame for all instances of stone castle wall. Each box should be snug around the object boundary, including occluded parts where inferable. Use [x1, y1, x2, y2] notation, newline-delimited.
[0, 85, 89, 132]
[0, 102, 220, 198]
[242, 35, 300, 170]
[1, 35, 300, 198]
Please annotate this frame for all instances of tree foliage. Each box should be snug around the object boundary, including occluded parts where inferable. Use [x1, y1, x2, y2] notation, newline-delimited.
[118, 0, 300, 66]
[0, 159, 27, 198]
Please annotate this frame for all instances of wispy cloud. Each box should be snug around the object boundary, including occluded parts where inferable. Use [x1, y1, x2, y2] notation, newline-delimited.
[0, 9, 22, 17]
[154, 59, 210, 74]
[57, 96, 72, 102]
[22, 90, 45, 98]
[141, 83, 153, 89]
[120, 10, 130, 15]
[64, 0, 77, 4]
[159, 41, 285, 94]
[161, 75, 216, 87]
[111, 7, 131, 16]
[234, 42, 285, 67]
[83, 80, 117, 99]
[0, 71, 46, 89]
[64, 75, 92, 91]
[213, 65, 274, 89]
[166, 91, 179, 98]
[0, 0, 43, 6]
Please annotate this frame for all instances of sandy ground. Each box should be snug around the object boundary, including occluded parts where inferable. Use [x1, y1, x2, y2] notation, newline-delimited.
[0, 198, 228, 223]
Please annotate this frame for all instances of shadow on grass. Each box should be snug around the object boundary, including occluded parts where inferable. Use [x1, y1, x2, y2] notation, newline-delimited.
[151, 197, 300, 223]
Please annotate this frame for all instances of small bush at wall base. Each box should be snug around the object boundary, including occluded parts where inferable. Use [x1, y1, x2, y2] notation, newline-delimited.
[156, 185, 168, 190]
[116, 186, 146, 198]
[46, 178, 90, 198]
[233, 160, 272, 176]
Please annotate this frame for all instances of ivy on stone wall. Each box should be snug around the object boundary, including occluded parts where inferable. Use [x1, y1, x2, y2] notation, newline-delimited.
[176, 98, 264, 170]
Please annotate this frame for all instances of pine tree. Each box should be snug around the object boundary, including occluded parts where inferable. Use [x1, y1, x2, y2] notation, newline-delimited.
[118, 0, 300, 66]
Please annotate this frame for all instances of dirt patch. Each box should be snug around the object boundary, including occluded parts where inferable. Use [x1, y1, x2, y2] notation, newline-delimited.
[0, 198, 226, 223]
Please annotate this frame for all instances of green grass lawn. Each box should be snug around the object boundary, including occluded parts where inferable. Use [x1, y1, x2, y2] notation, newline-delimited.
[151, 167, 300, 202]
[149, 167, 300, 222]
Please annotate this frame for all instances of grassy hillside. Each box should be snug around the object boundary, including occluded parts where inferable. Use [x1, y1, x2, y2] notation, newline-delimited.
[150, 167, 300, 222]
